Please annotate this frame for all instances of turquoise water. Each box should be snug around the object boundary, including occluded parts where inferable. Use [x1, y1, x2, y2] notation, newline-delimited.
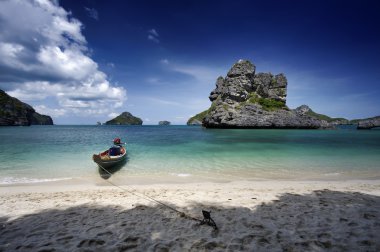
[0, 125, 379, 184]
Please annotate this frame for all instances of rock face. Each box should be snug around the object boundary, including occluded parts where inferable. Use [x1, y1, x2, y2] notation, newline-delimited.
[0, 89, 53, 126]
[158, 121, 171, 125]
[357, 116, 380, 129]
[105, 112, 143, 125]
[202, 60, 331, 129]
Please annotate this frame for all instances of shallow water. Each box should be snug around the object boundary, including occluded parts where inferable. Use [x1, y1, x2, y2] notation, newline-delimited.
[0, 125, 379, 184]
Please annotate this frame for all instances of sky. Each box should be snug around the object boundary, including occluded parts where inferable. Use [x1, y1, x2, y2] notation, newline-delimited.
[0, 0, 379, 124]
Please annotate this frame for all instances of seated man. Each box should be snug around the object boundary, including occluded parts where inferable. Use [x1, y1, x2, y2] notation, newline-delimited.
[109, 145, 121, 156]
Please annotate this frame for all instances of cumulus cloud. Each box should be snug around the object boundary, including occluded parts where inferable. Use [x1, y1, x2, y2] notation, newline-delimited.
[34, 105, 67, 117]
[147, 28, 160, 43]
[108, 112, 119, 118]
[0, 0, 126, 119]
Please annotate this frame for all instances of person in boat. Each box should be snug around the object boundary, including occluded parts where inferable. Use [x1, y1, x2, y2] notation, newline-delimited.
[109, 138, 123, 156]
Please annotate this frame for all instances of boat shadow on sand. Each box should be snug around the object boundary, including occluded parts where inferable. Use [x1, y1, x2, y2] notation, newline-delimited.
[97, 157, 129, 180]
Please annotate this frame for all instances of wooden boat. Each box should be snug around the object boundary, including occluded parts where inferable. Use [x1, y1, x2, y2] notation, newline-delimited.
[92, 146, 127, 169]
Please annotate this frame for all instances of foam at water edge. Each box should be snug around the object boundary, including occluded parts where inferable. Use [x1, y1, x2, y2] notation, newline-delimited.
[0, 177, 72, 185]
[323, 173, 341, 176]
[170, 173, 191, 177]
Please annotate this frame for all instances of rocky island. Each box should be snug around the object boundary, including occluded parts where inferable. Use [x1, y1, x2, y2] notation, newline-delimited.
[105, 112, 143, 125]
[356, 116, 380, 129]
[189, 60, 334, 129]
[158, 121, 171, 125]
[0, 89, 53, 126]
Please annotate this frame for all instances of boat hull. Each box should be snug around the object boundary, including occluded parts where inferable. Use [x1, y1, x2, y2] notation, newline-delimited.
[92, 147, 127, 169]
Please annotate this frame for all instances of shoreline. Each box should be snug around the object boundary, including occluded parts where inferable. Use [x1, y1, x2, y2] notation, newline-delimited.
[2, 176, 380, 193]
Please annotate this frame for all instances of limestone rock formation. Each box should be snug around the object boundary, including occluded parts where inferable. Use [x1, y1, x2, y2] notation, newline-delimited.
[105, 112, 143, 125]
[201, 60, 332, 129]
[158, 121, 171, 125]
[357, 116, 380, 129]
[0, 89, 53, 126]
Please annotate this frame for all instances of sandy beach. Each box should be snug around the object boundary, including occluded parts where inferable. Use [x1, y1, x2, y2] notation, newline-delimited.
[1, 179, 380, 251]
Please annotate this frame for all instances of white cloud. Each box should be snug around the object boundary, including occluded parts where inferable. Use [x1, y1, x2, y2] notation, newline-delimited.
[148, 97, 182, 106]
[36, 45, 97, 80]
[84, 7, 98, 20]
[172, 65, 222, 83]
[34, 105, 66, 117]
[163, 61, 225, 85]
[148, 35, 159, 43]
[107, 62, 115, 68]
[147, 28, 159, 43]
[8, 81, 62, 100]
[0, 42, 24, 58]
[146, 77, 160, 84]
[0, 0, 127, 119]
[160, 59, 169, 64]
[148, 29, 159, 37]
[108, 112, 119, 118]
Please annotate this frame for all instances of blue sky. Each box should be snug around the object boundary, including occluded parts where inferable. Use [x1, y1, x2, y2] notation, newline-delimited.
[0, 0, 379, 124]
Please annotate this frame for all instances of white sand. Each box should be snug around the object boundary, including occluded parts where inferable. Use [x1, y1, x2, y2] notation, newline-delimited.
[1, 179, 380, 251]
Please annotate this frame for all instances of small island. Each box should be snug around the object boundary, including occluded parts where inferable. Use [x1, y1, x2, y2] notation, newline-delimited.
[189, 60, 343, 129]
[158, 121, 171, 126]
[0, 89, 53, 126]
[105, 112, 143, 125]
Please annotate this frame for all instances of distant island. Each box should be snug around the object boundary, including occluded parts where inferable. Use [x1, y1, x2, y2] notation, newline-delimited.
[0, 89, 53, 126]
[158, 121, 171, 126]
[356, 116, 380, 129]
[105, 112, 143, 125]
[187, 60, 379, 129]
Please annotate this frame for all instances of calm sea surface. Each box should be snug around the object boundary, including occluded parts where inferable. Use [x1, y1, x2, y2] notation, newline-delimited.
[0, 125, 379, 184]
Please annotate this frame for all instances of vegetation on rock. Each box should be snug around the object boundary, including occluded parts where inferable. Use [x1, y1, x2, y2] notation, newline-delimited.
[305, 109, 347, 123]
[187, 110, 209, 125]
[247, 93, 286, 111]
[187, 100, 220, 125]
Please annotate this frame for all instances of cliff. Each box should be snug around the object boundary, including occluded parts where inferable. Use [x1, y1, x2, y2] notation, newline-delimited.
[0, 90, 53, 126]
[199, 60, 332, 129]
[105, 112, 143, 125]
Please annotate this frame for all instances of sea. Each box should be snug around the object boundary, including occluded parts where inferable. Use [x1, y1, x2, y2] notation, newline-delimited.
[0, 125, 379, 185]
